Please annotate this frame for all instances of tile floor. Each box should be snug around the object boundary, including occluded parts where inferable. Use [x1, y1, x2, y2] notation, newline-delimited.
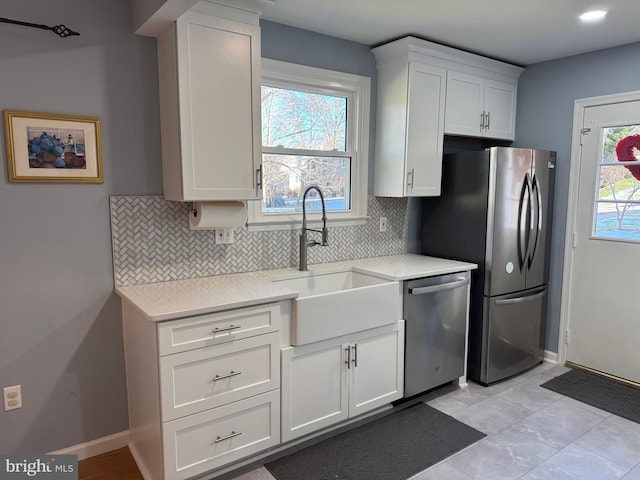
[227, 363, 640, 480]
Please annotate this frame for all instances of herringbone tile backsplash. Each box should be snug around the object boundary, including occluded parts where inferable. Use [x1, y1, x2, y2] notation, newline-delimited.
[110, 196, 408, 286]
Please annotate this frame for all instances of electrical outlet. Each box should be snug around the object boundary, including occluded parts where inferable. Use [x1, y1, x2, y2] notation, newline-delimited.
[215, 228, 234, 245]
[379, 217, 388, 232]
[3, 385, 22, 411]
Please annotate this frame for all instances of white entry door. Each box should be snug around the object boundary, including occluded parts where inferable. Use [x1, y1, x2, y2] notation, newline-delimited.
[566, 98, 640, 384]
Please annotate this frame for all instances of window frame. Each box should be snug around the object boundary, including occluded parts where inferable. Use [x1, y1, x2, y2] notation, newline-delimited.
[247, 58, 371, 231]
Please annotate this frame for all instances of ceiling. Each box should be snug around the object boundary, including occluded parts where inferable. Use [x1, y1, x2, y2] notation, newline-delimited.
[260, 0, 640, 66]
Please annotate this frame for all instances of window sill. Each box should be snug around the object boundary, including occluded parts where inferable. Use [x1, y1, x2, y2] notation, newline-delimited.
[246, 215, 370, 232]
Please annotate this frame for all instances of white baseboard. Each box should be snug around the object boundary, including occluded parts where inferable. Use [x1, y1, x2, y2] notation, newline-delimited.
[543, 350, 558, 364]
[49, 430, 130, 461]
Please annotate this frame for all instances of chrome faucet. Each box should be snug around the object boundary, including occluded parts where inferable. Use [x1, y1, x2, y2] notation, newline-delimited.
[299, 185, 329, 271]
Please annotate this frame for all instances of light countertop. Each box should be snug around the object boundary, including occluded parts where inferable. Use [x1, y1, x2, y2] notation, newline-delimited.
[115, 254, 477, 321]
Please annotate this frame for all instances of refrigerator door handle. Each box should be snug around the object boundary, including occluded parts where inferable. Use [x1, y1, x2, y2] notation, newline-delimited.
[528, 175, 542, 268]
[494, 287, 546, 306]
[517, 173, 531, 270]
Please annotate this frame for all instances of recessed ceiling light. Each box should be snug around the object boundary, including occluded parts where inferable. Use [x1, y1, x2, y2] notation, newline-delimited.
[579, 10, 609, 22]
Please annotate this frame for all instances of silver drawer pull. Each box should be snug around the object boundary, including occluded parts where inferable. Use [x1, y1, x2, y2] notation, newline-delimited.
[212, 324, 241, 334]
[212, 370, 241, 382]
[213, 430, 242, 444]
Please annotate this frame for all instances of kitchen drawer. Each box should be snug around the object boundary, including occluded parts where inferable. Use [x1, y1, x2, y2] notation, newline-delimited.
[160, 332, 280, 421]
[163, 390, 280, 480]
[158, 303, 280, 355]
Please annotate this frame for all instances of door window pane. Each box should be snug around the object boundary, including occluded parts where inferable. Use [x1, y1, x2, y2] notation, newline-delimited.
[593, 125, 640, 242]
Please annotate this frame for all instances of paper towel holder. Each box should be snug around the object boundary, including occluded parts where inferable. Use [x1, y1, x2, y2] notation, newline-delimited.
[188, 201, 248, 232]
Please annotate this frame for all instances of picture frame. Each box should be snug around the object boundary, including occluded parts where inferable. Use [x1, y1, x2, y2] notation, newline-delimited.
[3, 110, 103, 183]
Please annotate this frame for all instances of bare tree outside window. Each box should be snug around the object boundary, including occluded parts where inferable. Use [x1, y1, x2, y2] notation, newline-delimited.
[261, 86, 350, 213]
[594, 125, 640, 240]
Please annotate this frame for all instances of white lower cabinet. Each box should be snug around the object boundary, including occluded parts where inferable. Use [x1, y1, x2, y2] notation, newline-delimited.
[163, 390, 280, 480]
[122, 302, 281, 480]
[281, 321, 405, 442]
[281, 342, 348, 440]
[124, 296, 405, 477]
[160, 332, 280, 421]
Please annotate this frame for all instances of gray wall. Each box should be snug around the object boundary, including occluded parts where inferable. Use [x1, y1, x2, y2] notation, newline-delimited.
[0, 0, 160, 454]
[514, 41, 640, 352]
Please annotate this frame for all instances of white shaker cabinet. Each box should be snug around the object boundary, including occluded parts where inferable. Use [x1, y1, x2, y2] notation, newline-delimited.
[122, 301, 281, 480]
[281, 321, 404, 442]
[372, 37, 523, 197]
[372, 45, 446, 197]
[156, 3, 264, 201]
[445, 71, 518, 140]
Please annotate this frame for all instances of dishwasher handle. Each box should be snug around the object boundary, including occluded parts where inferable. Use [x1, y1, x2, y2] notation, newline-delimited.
[407, 277, 469, 295]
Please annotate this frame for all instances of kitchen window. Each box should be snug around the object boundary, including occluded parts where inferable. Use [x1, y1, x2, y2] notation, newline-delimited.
[592, 124, 640, 242]
[247, 59, 371, 230]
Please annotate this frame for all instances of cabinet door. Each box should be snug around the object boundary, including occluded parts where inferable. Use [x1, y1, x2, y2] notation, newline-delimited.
[405, 63, 446, 197]
[483, 79, 517, 140]
[444, 70, 484, 137]
[281, 342, 348, 442]
[168, 11, 261, 201]
[350, 322, 404, 417]
[445, 72, 517, 141]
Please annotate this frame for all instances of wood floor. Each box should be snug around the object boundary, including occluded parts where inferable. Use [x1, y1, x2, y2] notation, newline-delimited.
[79, 447, 143, 480]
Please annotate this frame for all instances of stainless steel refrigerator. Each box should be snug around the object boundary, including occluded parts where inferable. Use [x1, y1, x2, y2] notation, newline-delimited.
[421, 147, 555, 385]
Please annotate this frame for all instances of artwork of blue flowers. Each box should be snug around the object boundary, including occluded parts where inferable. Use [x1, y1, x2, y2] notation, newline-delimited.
[4, 110, 102, 183]
[27, 127, 86, 169]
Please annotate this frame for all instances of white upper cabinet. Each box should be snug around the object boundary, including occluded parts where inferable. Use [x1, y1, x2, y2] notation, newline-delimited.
[445, 71, 518, 140]
[372, 42, 446, 197]
[372, 37, 523, 197]
[156, 2, 266, 201]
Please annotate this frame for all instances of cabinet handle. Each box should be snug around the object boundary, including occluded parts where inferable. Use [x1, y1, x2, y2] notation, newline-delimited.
[407, 168, 414, 189]
[352, 344, 358, 368]
[212, 370, 241, 382]
[345, 346, 351, 369]
[213, 430, 242, 444]
[486, 111, 490, 130]
[480, 111, 486, 129]
[212, 324, 242, 335]
[255, 166, 263, 190]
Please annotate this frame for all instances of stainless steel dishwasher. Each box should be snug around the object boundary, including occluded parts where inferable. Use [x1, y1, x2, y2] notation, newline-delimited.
[403, 271, 470, 397]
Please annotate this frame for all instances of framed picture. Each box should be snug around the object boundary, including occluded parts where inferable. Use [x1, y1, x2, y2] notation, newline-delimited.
[4, 110, 103, 183]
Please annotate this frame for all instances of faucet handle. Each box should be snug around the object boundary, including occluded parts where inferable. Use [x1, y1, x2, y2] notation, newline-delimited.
[321, 227, 329, 246]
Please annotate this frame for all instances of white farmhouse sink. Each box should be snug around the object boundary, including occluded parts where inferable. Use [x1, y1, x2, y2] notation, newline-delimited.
[274, 271, 400, 345]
